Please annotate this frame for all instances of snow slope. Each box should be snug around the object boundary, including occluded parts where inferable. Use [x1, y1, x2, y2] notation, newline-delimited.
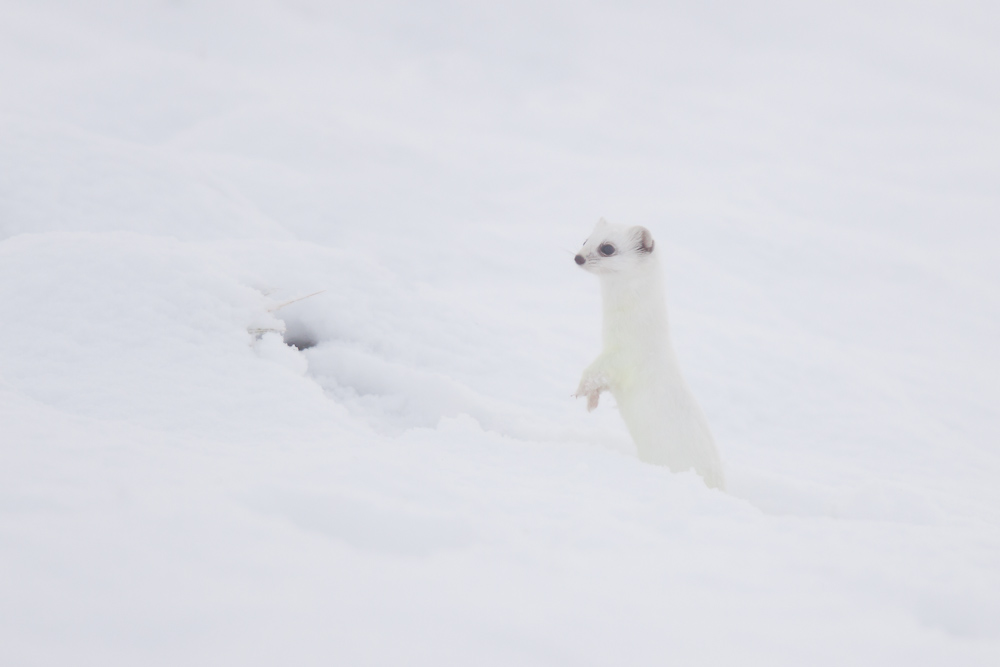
[1, 1, 999, 664]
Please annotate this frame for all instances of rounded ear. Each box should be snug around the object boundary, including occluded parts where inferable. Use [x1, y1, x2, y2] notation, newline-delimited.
[632, 226, 655, 253]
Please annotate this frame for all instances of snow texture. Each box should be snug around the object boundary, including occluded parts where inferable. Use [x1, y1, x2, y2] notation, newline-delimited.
[1, 1, 999, 665]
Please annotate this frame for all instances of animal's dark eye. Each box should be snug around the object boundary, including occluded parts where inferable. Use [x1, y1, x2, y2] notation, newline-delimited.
[599, 244, 616, 256]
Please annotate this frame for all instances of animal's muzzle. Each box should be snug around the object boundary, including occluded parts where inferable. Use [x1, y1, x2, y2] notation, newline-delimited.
[574, 255, 585, 265]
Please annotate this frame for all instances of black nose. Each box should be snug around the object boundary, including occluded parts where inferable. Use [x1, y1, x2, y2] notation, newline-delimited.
[574, 254, 585, 265]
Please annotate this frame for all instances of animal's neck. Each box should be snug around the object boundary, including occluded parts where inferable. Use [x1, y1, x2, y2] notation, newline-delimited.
[600, 260, 672, 358]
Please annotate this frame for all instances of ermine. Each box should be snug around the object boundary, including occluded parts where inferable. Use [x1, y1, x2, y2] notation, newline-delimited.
[574, 218, 725, 489]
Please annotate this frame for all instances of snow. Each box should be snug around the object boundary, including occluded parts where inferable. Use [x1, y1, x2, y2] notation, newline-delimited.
[1, 1, 999, 664]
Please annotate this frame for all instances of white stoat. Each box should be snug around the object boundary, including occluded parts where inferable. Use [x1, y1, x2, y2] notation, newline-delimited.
[573, 218, 724, 489]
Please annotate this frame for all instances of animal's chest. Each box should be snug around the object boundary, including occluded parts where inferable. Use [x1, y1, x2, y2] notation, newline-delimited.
[606, 347, 656, 393]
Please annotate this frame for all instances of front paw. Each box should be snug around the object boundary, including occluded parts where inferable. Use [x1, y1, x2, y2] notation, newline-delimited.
[575, 374, 607, 411]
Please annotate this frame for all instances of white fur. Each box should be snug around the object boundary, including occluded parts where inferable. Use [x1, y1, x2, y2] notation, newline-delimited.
[574, 219, 725, 489]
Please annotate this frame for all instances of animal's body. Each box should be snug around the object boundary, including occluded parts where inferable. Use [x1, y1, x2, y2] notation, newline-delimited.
[574, 219, 725, 489]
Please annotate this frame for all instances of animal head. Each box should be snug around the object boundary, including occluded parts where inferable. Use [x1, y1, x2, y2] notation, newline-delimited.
[574, 218, 655, 275]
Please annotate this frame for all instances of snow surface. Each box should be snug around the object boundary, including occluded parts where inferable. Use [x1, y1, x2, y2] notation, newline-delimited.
[2, 1, 999, 664]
